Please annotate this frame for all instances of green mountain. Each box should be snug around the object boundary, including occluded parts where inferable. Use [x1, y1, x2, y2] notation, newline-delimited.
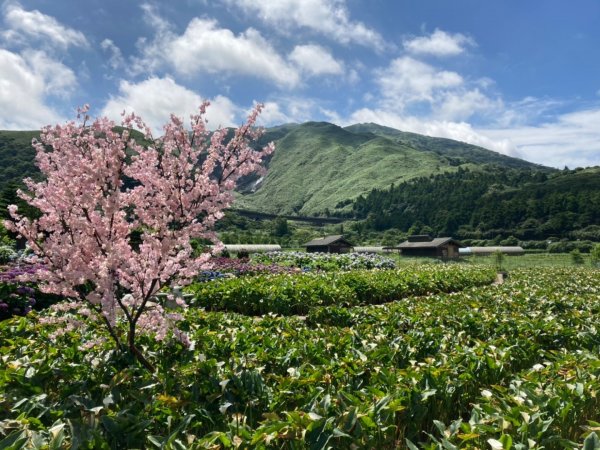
[236, 121, 550, 216]
[1, 123, 552, 219]
[344, 123, 538, 169]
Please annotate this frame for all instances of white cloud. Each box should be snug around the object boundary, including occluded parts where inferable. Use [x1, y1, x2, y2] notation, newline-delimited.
[101, 77, 239, 134]
[437, 89, 502, 121]
[480, 108, 600, 168]
[0, 48, 76, 129]
[139, 3, 171, 35]
[2, 1, 88, 49]
[375, 56, 463, 107]
[133, 15, 300, 88]
[289, 44, 343, 76]
[225, 0, 386, 51]
[100, 39, 125, 71]
[494, 96, 564, 128]
[370, 56, 500, 122]
[347, 107, 517, 157]
[251, 97, 320, 126]
[346, 105, 600, 169]
[23, 50, 77, 96]
[404, 29, 474, 57]
[255, 102, 294, 126]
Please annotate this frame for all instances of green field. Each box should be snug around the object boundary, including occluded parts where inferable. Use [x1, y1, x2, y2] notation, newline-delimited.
[390, 252, 595, 269]
[1, 260, 600, 448]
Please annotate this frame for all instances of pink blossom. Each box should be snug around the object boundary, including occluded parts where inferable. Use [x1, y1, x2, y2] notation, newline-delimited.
[6, 103, 273, 372]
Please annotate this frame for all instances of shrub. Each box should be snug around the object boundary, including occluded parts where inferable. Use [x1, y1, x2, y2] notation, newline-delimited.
[571, 249, 584, 265]
[187, 265, 496, 316]
[0, 245, 17, 264]
[591, 244, 600, 268]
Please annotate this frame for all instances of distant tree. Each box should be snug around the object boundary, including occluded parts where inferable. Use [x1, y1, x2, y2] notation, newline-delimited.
[590, 244, 600, 268]
[5, 103, 273, 372]
[571, 249, 584, 265]
[500, 235, 519, 246]
[273, 217, 290, 237]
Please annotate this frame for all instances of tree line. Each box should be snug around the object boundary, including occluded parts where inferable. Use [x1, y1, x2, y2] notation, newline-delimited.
[350, 166, 600, 241]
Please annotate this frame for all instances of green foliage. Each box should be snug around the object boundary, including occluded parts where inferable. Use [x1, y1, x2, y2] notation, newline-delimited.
[352, 166, 600, 238]
[2, 267, 600, 447]
[0, 245, 17, 264]
[272, 217, 290, 237]
[493, 250, 505, 272]
[0, 131, 40, 192]
[187, 265, 496, 315]
[571, 248, 585, 265]
[591, 244, 600, 268]
[236, 122, 544, 217]
[345, 123, 545, 169]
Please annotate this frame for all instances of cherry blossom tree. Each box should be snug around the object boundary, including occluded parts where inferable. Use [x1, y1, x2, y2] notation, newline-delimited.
[5, 103, 274, 371]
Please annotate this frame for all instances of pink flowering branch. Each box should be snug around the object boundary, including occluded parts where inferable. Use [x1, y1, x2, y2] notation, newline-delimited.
[4, 103, 274, 372]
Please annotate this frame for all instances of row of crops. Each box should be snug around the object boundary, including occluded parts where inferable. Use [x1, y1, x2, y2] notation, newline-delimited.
[1, 263, 600, 448]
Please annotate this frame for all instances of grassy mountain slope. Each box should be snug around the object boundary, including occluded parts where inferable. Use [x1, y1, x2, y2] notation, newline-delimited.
[235, 122, 459, 215]
[237, 122, 549, 215]
[344, 123, 544, 169]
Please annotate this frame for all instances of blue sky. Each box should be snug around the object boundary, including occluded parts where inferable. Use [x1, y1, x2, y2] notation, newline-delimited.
[1, 0, 599, 168]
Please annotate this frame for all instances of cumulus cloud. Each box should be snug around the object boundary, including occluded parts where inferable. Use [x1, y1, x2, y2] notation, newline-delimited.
[254, 102, 294, 126]
[375, 56, 463, 107]
[0, 48, 76, 128]
[102, 77, 239, 134]
[2, 1, 88, 49]
[289, 44, 344, 76]
[436, 89, 502, 121]
[404, 29, 474, 57]
[480, 108, 600, 168]
[225, 0, 386, 51]
[370, 56, 501, 122]
[133, 13, 300, 88]
[251, 97, 322, 126]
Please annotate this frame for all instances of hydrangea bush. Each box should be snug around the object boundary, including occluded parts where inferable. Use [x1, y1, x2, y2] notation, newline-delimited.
[253, 251, 397, 271]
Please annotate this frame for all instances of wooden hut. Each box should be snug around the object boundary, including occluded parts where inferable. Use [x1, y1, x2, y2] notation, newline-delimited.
[395, 235, 462, 259]
[304, 235, 353, 253]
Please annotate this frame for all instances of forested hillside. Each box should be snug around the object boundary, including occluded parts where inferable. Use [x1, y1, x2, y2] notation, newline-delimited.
[351, 166, 600, 241]
[0, 131, 40, 188]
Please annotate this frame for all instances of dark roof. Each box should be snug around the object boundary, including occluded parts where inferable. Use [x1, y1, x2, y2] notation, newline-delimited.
[407, 234, 433, 242]
[397, 237, 463, 249]
[305, 235, 353, 247]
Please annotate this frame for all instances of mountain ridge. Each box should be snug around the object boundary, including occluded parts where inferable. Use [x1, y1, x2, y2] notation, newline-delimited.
[1, 122, 554, 218]
[236, 121, 552, 215]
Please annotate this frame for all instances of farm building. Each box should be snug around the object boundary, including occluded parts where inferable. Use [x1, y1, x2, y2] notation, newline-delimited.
[305, 235, 354, 253]
[394, 235, 463, 259]
[460, 246, 525, 256]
